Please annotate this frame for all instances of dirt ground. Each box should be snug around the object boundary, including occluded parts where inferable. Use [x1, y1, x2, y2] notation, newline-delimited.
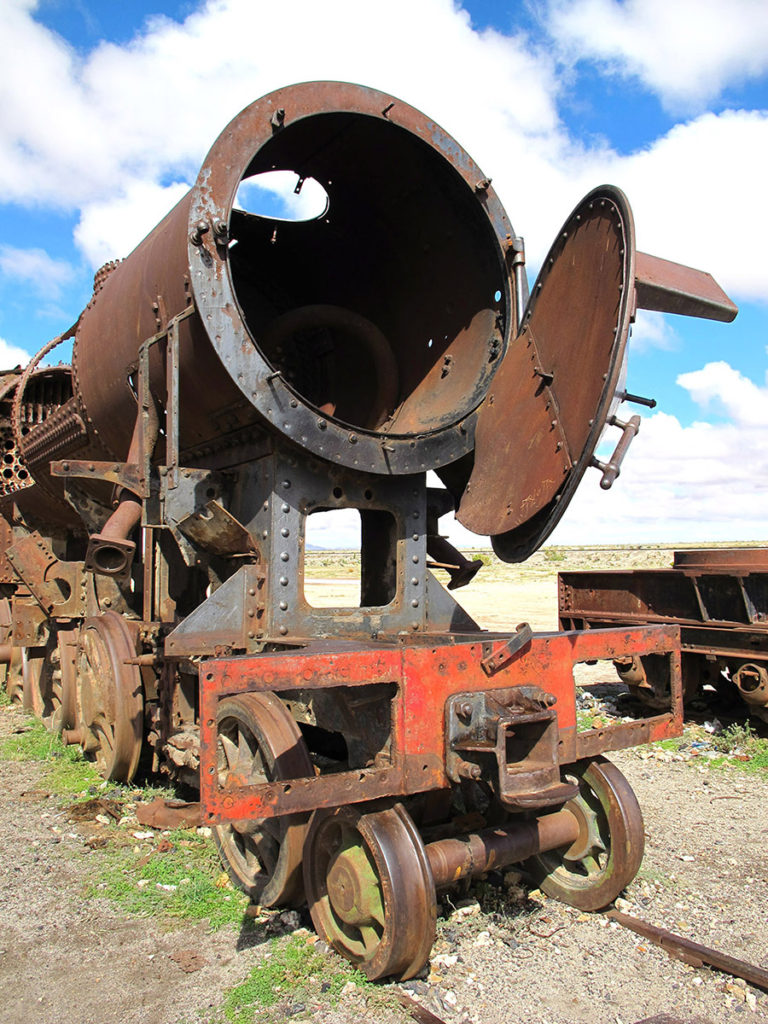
[2, 547, 767, 1024]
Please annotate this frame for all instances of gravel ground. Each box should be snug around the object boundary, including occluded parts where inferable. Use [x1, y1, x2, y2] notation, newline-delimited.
[1, 700, 767, 1024]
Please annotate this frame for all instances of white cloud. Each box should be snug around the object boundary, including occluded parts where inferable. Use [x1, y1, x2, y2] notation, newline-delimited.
[74, 179, 190, 268]
[0, 336, 32, 368]
[1, 1, 764, 304]
[0, 245, 76, 298]
[545, 372, 768, 544]
[677, 361, 768, 426]
[629, 310, 678, 353]
[599, 110, 768, 304]
[547, 0, 768, 111]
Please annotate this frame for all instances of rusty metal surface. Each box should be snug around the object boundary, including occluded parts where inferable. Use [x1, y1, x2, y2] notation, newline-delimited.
[197, 625, 682, 826]
[608, 911, 768, 992]
[673, 546, 768, 573]
[458, 187, 635, 557]
[425, 807, 580, 887]
[0, 81, 742, 983]
[635, 251, 738, 322]
[4, 531, 86, 618]
[68, 612, 143, 782]
[71, 82, 517, 479]
[525, 757, 645, 911]
[213, 692, 312, 906]
[135, 798, 202, 829]
[559, 554, 767, 715]
[304, 802, 436, 980]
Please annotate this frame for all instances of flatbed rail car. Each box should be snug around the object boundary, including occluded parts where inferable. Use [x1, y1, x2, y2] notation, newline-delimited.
[0, 82, 737, 980]
[558, 548, 768, 720]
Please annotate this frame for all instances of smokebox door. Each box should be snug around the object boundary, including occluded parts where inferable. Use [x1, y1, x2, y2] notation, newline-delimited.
[456, 186, 636, 561]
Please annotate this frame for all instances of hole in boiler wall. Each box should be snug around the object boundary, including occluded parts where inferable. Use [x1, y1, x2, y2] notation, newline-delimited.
[304, 509, 362, 608]
[235, 171, 329, 222]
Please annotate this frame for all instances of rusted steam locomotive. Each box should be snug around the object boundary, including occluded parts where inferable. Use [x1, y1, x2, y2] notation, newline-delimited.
[0, 83, 737, 979]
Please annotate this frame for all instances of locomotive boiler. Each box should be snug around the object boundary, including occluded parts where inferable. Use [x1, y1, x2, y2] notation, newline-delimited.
[0, 82, 737, 979]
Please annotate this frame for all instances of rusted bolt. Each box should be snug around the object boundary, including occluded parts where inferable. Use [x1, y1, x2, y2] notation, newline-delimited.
[456, 700, 473, 722]
[457, 760, 481, 780]
[190, 220, 209, 246]
[212, 218, 229, 244]
[474, 178, 492, 193]
[271, 107, 285, 129]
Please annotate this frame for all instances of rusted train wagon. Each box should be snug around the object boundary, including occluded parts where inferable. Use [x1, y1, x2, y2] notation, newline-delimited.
[0, 83, 737, 979]
[559, 548, 768, 721]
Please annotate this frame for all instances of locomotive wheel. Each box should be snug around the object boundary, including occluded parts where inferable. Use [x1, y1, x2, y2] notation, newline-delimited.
[303, 803, 436, 981]
[524, 757, 644, 911]
[213, 692, 313, 907]
[21, 632, 76, 732]
[0, 597, 13, 692]
[5, 646, 24, 706]
[75, 612, 143, 781]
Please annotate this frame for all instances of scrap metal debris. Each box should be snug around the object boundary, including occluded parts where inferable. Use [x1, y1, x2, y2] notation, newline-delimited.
[608, 910, 768, 992]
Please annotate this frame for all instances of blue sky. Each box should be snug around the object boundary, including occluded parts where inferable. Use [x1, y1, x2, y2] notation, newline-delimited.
[1, 0, 766, 547]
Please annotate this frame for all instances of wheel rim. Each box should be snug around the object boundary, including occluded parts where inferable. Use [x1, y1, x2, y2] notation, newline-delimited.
[75, 612, 143, 781]
[213, 692, 312, 907]
[526, 757, 644, 911]
[5, 646, 23, 705]
[304, 803, 436, 980]
[21, 630, 76, 732]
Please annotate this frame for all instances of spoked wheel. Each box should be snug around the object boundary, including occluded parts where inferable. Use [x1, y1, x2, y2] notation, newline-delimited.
[73, 612, 143, 781]
[213, 692, 313, 907]
[0, 597, 14, 696]
[21, 630, 76, 732]
[304, 803, 436, 981]
[5, 647, 23, 706]
[525, 756, 644, 911]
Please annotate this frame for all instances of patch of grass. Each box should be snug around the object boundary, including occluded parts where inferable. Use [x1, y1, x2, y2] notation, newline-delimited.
[223, 934, 371, 1023]
[0, 715, 110, 796]
[0, 685, 11, 708]
[710, 721, 764, 755]
[647, 722, 768, 775]
[0, 717, 61, 761]
[576, 707, 595, 732]
[543, 547, 566, 562]
[92, 828, 248, 929]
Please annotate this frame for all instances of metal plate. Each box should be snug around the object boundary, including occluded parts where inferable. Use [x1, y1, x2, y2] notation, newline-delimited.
[457, 186, 635, 560]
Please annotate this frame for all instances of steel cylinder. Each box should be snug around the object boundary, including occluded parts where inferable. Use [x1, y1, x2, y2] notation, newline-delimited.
[425, 807, 580, 888]
[71, 81, 520, 475]
[733, 663, 768, 706]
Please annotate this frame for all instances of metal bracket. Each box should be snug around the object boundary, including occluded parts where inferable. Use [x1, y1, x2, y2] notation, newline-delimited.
[5, 532, 87, 619]
[51, 459, 144, 495]
[445, 685, 577, 809]
[481, 622, 533, 675]
[137, 304, 195, 494]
